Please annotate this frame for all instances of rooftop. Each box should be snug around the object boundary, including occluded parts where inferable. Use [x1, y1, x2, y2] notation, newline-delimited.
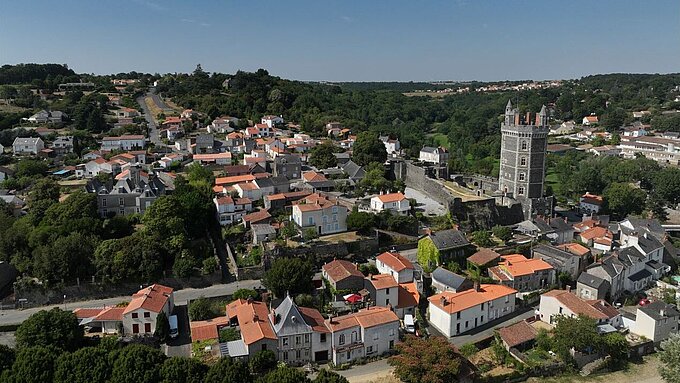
[376, 251, 414, 272]
[428, 284, 517, 314]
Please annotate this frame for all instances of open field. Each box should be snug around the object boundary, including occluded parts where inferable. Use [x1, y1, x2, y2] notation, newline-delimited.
[527, 355, 661, 383]
[0, 103, 29, 114]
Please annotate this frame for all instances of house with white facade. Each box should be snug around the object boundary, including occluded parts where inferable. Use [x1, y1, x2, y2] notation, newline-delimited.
[419, 146, 449, 165]
[324, 306, 399, 365]
[379, 135, 400, 155]
[193, 152, 232, 165]
[101, 135, 146, 151]
[488, 254, 555, 292]
[261, 115, 284, 128]
[12, 137, 44, 155]
[538, 289, 622, 328]
[291, 194, 347, 236]
[628, 301, 680, 344]
[269, 295, 331, 365]
[428, 284, 517, 337]
[376, 251, 414, 284]
[364, 274, 398, 308]
[214, 196, 253, 226]
[580, 193, 603, 215]
[370, 192, 410, 215]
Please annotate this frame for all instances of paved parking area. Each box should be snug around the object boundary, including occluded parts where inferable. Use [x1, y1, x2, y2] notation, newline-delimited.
[404, 187, 447, 216]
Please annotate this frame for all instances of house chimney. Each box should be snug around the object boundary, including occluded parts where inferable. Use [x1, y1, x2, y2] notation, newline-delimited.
[566, 285, 571, 293]
[474, 280, 480, 292]
[440, 297, 447, 306]
[525, 112, 532, 125]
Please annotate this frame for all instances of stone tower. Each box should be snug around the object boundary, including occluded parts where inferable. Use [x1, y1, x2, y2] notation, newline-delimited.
[499, 100, 550, 218]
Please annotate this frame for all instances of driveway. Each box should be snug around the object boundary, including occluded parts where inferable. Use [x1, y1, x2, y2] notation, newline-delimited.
[336, 359, 394, 383]
[165, 304, 192, 357]
[0, 279, 262, 326]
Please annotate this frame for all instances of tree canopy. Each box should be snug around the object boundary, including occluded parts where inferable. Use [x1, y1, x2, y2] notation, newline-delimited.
[262, 257, 314, 298]
[389, 335, 465, 383]
[15, 308, 83, 351]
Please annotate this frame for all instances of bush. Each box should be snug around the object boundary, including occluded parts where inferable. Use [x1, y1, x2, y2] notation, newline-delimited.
[188, 297, 213, 321]
[218, 327, 240, 343]
[459, 343, 479, 358]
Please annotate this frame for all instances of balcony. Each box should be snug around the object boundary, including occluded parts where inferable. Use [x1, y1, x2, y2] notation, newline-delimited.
[333, 341, 364, 353]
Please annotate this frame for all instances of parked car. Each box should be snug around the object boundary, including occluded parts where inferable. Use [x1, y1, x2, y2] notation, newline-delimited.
[169, 314, 179, 338]
[403, 314, 416, 334]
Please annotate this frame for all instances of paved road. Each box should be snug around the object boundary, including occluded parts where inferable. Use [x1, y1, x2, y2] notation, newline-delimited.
[337, 359, 393, 383]
[0, 280, 261, 326]
[136, 92, 160, 144]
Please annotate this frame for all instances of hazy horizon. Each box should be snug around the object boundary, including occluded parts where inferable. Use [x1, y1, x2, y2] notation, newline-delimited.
[2, 0, 679, 82]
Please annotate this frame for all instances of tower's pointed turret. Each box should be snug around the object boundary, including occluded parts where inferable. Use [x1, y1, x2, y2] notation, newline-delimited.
[504, 100, 515, 125]
[538, 105, 549, 126]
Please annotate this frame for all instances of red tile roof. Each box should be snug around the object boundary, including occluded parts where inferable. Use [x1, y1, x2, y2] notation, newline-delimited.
[496, 254, 553, 278]
[123, 284, 173, 315]
[322, 260, 363, 283]
[396, 282, 419, 309]
[376, 192, 406, 203]
[467, 248, 500, 266]
[94, 307, 124, 321]
[376, 251, 414, 272]
[325, 306, 398, 332]
[541, 290, 608, 320]
[428, 284, 517, 314]
[226, 299, 277, 345]
[365, 274, 398, 290]
[498, 320, 537, 348]
[243, 209, 271, 223]
[190, 316, 230, 342]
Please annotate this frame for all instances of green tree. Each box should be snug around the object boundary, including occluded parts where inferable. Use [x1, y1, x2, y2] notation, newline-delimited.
[358, 263, 379, 276]
[8, 346, 59, 383]
[535, 328, 552, 352]
[303, 227, 319, 241]
[186, 162, 215, 184]
[602, 108, 626, 132]
[390, 336, 463, 383]
[352, 132, 387, 166]
[552, 315, 600, 363]
[155, 311, 171, 343]
[648, 193, 669, 222]
[204, 357, 252, 383]
[491, 225, 512, 242]
[346, 210, 377, 234]
[160, 357, 208, 383]
[249, 349, 277, 375]
[472, 230, 493, 247]
[309, 142, 338, 169]
[660, 333, 680, 383]
[558, 272, 573, 289]
[603, 182, 646, 219]
[459, 343, 479, 358]
[173, 249, 198, 278]
[15, 308, 83, 351]
[109, 344, 166, 383]
[602, 332, 629, 368]
[654, 167, 680, 206]
[233, 288, 259, 301]
[189, 297, 213, 321]
[0, 344, 15, 373]
[54, 347, 112, 383]
[259, 366, 310, 383]
[313, 369, 349, 383]
[262, 257, 314, 298]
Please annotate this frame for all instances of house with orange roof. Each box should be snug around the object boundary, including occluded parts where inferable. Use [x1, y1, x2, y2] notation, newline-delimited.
[193, 152, 232, 166]
[73, 284, 174, 336]
[370, 192, 410, 215]
[234, 182, 262, 201]
[580, 192, 603, 215]
[215, 174, 256, 187]
[488, 254, 555, 292]
[322, 259, 364, 293]
[261, 115, 284, 129]
[364, 274, 398, 308]
[291, 193, 347, 235]
[538, 289, 622, 327]
[582, 115, 599, 126]
[395, 282, 420, 320]
[428, 284, 517, 337]
[225, 298, 278, 359]
[324, 306, 399, 365]
[578, 226, 614, 251]
[376, 251, 414, 284]
[213, 196, 253, 225]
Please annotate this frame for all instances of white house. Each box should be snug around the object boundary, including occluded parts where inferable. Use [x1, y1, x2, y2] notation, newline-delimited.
[325, 306, 399, 365]
[579, 193, 603, 215]
[629, 301, 680, 344]
[419, 146, 449, 165]
[376, 251, 414, 284]
[538, 289, 622, 328]
[122, 284, 174, 335]
[428, 284, 517, 337]
[214, 196, 252, 226]
[101, 135, 146, 151]
[364, 274, 398, 307]
[583, 115, 599, 125]
[291, 194, 348, 236]
[370, 192, 409, 215]
[193, 152, 232, 165]
[261, 115, 284, 128]
[379, 136, 400, 155]
[12, 137, 44, 155]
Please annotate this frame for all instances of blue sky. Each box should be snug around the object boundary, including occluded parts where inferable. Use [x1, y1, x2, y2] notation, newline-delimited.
[1, 0, 678, 81]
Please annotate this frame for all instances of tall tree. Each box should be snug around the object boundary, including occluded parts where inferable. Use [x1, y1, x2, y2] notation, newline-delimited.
[309, 142, 338, 169]
[259, 366, 310, 383]
[54, 347, 112, 383]
[204, 357, 252, 383]
[603, 182, 646, 219]
[15, 308, 83, 351]
[352, 132, 387, 166]
[160, 357, 208, 383]
[155, 311, 170, 343]
[389, 336, 464, 383]
[109, 344, 166, 383]
[660, 333, 680, 383]
[8, 345, 59, 383]
[262, 257, 314, 298]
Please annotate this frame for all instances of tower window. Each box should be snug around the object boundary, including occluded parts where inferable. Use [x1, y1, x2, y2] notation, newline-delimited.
[521, 141, 528, 150]
[518, 187, 525, 195]
[520, 157, 527, 166]
[519, 173, 526, 181]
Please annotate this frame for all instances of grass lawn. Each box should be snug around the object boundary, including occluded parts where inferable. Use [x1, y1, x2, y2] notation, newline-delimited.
[429, 132, 450, 149]
[545, 168, 563, 196]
